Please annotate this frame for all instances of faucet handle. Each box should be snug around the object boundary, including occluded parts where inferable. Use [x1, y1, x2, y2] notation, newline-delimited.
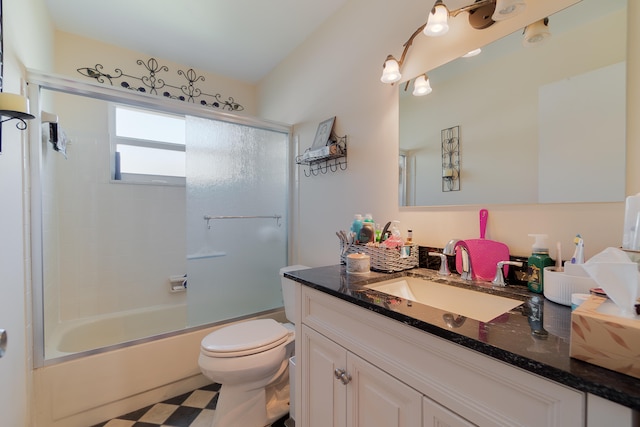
[492, 260, 524, 287]
[428, 252, 450, 276]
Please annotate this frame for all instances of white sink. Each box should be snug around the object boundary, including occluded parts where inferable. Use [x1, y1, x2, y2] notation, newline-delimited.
[364, 277, 522, 323]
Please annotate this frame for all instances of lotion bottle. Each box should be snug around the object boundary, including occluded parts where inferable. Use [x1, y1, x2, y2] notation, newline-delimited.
[351, 214, 363, 241]
[527, 234, 554, 294]
[359, 213, 375, 244]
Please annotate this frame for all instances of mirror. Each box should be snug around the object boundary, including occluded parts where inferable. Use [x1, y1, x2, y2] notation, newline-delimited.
[399, 0, 627, 206]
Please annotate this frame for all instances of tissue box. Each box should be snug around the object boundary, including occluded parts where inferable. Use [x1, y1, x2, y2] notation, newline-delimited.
[570, 295, 640, 379]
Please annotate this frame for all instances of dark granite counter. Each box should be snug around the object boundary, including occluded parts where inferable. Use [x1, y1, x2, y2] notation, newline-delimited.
[286, 265, 640, 411]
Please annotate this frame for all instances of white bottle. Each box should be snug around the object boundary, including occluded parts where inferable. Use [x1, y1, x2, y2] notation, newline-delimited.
[622, 193, 640, 250]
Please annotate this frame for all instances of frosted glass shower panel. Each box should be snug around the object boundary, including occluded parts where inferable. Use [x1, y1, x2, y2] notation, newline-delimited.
[186, 117, 289, 327]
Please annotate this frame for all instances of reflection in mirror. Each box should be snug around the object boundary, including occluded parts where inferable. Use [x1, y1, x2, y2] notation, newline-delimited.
[399, 0, 627, 207]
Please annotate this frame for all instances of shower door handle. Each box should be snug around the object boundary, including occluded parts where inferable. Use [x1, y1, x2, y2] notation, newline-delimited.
[0, 329, 6, 358]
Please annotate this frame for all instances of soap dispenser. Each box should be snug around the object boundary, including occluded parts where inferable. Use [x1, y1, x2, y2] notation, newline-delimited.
[527, 234, 554, 294]
[358, 213, 375, 244]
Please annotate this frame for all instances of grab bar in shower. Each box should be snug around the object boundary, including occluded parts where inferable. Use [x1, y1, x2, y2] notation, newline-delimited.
[204, 214, 282, 229]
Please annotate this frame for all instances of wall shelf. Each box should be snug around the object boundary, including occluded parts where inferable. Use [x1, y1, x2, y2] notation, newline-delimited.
[296, 135, 347, 177]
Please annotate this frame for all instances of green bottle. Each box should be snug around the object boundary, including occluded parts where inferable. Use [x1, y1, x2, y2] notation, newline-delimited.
[527, 234, 554, 294]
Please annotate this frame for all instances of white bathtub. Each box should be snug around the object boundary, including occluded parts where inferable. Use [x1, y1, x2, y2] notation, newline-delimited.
[35, 307, 287, 427]
[46, 304, 187, 358]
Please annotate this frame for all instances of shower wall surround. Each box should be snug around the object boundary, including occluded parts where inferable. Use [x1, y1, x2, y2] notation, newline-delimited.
[40, 89, 186, 332]
[35, 77, 290, 361]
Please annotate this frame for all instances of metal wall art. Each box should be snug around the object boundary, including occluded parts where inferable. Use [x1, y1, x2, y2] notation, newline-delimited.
[441, 125, 460, 192]
[78, 57, 244, 112]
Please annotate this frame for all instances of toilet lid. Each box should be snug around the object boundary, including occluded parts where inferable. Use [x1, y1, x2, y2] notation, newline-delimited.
[201, 319, 290, 357]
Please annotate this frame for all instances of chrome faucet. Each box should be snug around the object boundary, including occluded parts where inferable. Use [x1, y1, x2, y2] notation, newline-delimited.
[428, 251, 450, 276]
[443, 239, 473, 280]
[491, 260, 524, 286]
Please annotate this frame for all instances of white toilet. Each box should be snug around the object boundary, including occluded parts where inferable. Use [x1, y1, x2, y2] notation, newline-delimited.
[198, 265, 308, 427]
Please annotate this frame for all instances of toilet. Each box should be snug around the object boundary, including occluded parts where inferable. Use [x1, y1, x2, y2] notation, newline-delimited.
[198, 265, 308, 427]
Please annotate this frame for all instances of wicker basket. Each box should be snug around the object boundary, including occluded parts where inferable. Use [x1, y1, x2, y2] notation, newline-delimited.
[340, 243, 418, 272]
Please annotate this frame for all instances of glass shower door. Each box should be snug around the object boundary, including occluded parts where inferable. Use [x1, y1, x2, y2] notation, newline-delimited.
[185, 117, 289, 327]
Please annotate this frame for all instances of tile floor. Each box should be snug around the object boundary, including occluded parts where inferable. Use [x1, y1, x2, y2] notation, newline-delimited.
[92, 383, 291, 427]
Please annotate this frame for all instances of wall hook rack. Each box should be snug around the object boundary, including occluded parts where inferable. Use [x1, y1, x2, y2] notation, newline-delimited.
[296, 134, 347, 177]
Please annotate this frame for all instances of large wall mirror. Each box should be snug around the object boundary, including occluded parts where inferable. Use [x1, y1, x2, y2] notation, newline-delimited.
[399, 0, 627, 207]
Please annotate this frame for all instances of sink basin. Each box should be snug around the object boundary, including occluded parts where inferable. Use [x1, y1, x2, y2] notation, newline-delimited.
[364, 277, 522, 323]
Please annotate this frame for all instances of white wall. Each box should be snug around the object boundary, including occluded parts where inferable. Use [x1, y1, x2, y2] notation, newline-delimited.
[1, 0, 55, 425]
[259, 0, 639, 266]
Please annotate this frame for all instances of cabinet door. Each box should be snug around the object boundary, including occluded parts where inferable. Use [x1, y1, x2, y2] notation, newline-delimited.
[348, 353, 422, 427]
[301, 325, 348, 427]
[423, 396, 476, 427]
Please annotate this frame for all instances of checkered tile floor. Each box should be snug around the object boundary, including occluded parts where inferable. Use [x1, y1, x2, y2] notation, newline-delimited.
[92, 383, 291, 427]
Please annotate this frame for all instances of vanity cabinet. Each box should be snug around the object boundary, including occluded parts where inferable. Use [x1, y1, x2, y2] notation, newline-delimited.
[297, 285, 585, 426]
[302, 325, 422, 427]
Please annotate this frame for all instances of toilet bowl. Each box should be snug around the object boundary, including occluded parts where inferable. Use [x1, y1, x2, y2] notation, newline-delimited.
[198, 265, 308, 427]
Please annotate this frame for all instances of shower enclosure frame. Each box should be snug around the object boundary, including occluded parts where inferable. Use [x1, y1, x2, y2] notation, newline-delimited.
[26, 69, 296, 368]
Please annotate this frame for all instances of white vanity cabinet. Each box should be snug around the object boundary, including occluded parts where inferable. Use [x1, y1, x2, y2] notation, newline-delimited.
[296, 285, 585, 427]
[302, 324, 422, 427]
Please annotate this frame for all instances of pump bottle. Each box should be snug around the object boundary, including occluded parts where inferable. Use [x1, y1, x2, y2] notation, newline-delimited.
[527, 234, 554, 294]
[358, 213, 375, 244]
[351, 214, 363, 240]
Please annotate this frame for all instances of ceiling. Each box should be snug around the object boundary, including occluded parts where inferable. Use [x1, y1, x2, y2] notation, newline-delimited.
[44, 0, 349, 84]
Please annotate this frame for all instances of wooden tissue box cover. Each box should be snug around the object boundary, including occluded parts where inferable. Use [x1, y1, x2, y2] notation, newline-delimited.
[570, 295, 640, 379]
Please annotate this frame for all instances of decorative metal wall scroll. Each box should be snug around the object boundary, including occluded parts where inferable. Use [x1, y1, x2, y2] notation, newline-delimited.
[78, 57, 244, 112]
[441, 125, 460, 192]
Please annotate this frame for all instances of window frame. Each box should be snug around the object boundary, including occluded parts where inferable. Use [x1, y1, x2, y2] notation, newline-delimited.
[109, 104, 186, 186]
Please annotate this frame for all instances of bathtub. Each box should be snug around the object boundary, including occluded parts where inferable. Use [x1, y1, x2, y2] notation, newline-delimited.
[46, 303, 188, 358]
[34, 307, 287, 427]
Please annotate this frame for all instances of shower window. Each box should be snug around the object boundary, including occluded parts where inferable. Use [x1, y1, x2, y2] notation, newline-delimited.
[110, 104, 186, 185]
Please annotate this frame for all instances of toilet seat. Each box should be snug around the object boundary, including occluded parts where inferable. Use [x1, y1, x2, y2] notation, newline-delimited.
[201, 319, 291, 358]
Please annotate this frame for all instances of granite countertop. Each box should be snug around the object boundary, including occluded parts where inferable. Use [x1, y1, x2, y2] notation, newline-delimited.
[286, 264, 640, 411]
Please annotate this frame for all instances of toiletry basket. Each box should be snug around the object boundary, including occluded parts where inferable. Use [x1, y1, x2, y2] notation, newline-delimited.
[340, 243, 418, 272]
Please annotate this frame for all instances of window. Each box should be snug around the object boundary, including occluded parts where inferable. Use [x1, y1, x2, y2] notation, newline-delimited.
[111, 105, 186, 185]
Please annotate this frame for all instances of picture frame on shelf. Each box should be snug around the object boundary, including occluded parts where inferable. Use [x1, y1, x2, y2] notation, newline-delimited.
[310, 116, 335, 150]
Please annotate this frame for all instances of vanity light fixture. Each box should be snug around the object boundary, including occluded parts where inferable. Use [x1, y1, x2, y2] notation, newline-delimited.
[412, 74, 433, 96]
[523, 17, 551, 47]
[381, 0, 526, 86]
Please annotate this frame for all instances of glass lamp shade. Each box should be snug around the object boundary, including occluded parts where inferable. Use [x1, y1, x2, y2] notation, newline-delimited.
[380, 58, 402, 84]
[423, 3, 449, 37]
[462, 48, 482, 58]
[412, 75, 432, 96]
[523, 19, 551, 47]
[492, 0, 526, 21]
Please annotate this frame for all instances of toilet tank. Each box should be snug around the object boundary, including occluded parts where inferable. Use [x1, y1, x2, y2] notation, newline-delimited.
[279, 265, 309, 324]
